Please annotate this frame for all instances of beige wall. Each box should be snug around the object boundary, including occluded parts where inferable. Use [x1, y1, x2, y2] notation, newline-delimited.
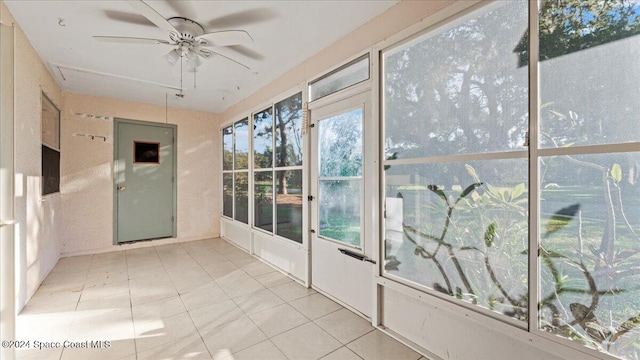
[60, 93, 220, 256]
[1, 0, 64, 309]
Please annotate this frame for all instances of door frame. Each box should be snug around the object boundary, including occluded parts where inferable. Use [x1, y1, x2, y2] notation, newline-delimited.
[113, 118, 178, 244]
[0, 21, 16, 360]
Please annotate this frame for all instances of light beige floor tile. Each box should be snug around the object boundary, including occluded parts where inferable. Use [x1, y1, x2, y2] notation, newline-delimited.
[189, 299, 244, 332]
[16, 347, 63, 360]
[60, 338, 135, 360]
[271, 322, 341, 360]
[69, 307, 134, 341]
[76, 292, 131, 311]
[173, 274, 215, 295]
[242, 261, 276, 277]
[38, 271, 87, 290]
[132, 295, 186, 321]
[290, 293, 342, 320]
[88, 262, 127, 276]
[230, 340, 287, 360]
[180, 283, 229, 311]
[228, 256, 257, 268]
[134, 312, 198, 353]
[33, 278, 84, 298]
[202, 263, 240, 278]
[248, 303, 310, 337]
[270, 281, 316, 302]
[347, 330, 421, 360]
[234, 288, 283, 314]
[51, 256, 92, 274]
[167, 265, 210, 282]
[27, 291, 83, 314]
[254, 271, 293, 288]
[200, 316, 267, 355]
[320, 347, 363, 360]
[80, 279, 129, 301]
[136, 333, 212, 360]
[212, 268, 250, 285]
[315, 308, 374, 344]
[129, 278, 177, 306]
[220, 278, 266, 298]
[84, 270, 128, 287]
[17, 302, 76, 340]
[127, 267, 170, 283]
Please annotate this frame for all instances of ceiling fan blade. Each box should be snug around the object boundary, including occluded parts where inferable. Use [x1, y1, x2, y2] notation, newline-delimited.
[206, 8, 278, 29]
[198, 48, 250, 70]
[125, 0, 177, 33]
[103, 10, 155, 27]
[196, 30, 253, 47]
[226, 45, 264, 61]
[93, 36, 171, 45]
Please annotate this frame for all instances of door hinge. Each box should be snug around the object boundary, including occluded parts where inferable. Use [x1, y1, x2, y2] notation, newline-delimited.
[307, 195, 314, 201]
[171, 216, 175, 223]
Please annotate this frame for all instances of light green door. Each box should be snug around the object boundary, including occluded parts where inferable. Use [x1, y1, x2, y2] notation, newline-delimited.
[114, 119, 176, 243]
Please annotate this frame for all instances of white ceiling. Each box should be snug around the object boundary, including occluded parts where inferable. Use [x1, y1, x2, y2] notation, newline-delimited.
[4, 0, 398, 114]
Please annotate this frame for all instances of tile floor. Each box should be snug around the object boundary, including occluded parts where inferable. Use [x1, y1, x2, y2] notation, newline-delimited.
[15, 238, 426, 360]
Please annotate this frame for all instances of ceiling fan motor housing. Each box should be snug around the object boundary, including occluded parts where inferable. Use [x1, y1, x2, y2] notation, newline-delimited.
[168, 17, 205, 46]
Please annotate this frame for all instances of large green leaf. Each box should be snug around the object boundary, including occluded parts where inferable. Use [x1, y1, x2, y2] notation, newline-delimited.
[459, 182, 483, 200]
[484, 223, 496, 248]
[427, 184, 447, 203]
[544, 204, 580, 237]
[465, 164, 481, 183]
[611, 163, 622, 183]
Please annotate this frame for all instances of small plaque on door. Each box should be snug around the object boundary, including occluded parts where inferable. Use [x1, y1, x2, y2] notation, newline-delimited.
[134, 141, 160, 164]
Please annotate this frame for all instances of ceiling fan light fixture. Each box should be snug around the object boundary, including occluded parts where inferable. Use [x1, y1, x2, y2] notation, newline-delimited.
[187, 49, 203, 69]
[164, 49, 181, 66]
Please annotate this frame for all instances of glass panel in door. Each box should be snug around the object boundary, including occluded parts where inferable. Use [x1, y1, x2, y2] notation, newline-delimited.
[317, 108, 363, 247]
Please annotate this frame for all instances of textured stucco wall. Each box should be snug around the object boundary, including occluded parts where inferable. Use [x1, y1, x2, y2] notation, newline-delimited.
[60, 93, 219, 256]
[1, 0, 64, 310]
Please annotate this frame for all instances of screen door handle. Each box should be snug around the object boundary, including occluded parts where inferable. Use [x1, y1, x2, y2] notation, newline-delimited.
[338, 248, 377, 264]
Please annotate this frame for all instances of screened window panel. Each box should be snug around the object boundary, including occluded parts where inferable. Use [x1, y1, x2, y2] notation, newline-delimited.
[223, 126, 234, 171]
[254, 108, 273, 169]
[275, 169, 303, 243]
[234, 119, 249, 170]
[234, 172, 249, 224]
[309, 54, 369, 101]
[384, 159, 528, 320]
[539, 152, 640, 358]
[223, 173, 233, 218]
[254, 171, 274, 232]
[382, 2, 528, 160]
[539, 1, 640, 148]
[275, 93, 303, 167]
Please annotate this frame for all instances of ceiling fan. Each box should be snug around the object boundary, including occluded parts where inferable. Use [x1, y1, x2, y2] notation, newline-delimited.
[94, 0, 253, 71]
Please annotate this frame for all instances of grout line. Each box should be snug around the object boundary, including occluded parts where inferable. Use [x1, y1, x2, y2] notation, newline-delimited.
[124, 246, 138, 360]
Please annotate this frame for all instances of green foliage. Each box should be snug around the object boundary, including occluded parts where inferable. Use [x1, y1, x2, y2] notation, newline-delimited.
[611, 163, 623, 183]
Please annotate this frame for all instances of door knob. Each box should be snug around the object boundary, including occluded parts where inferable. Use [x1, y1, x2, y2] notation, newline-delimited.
[117, 186, 126, 191]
